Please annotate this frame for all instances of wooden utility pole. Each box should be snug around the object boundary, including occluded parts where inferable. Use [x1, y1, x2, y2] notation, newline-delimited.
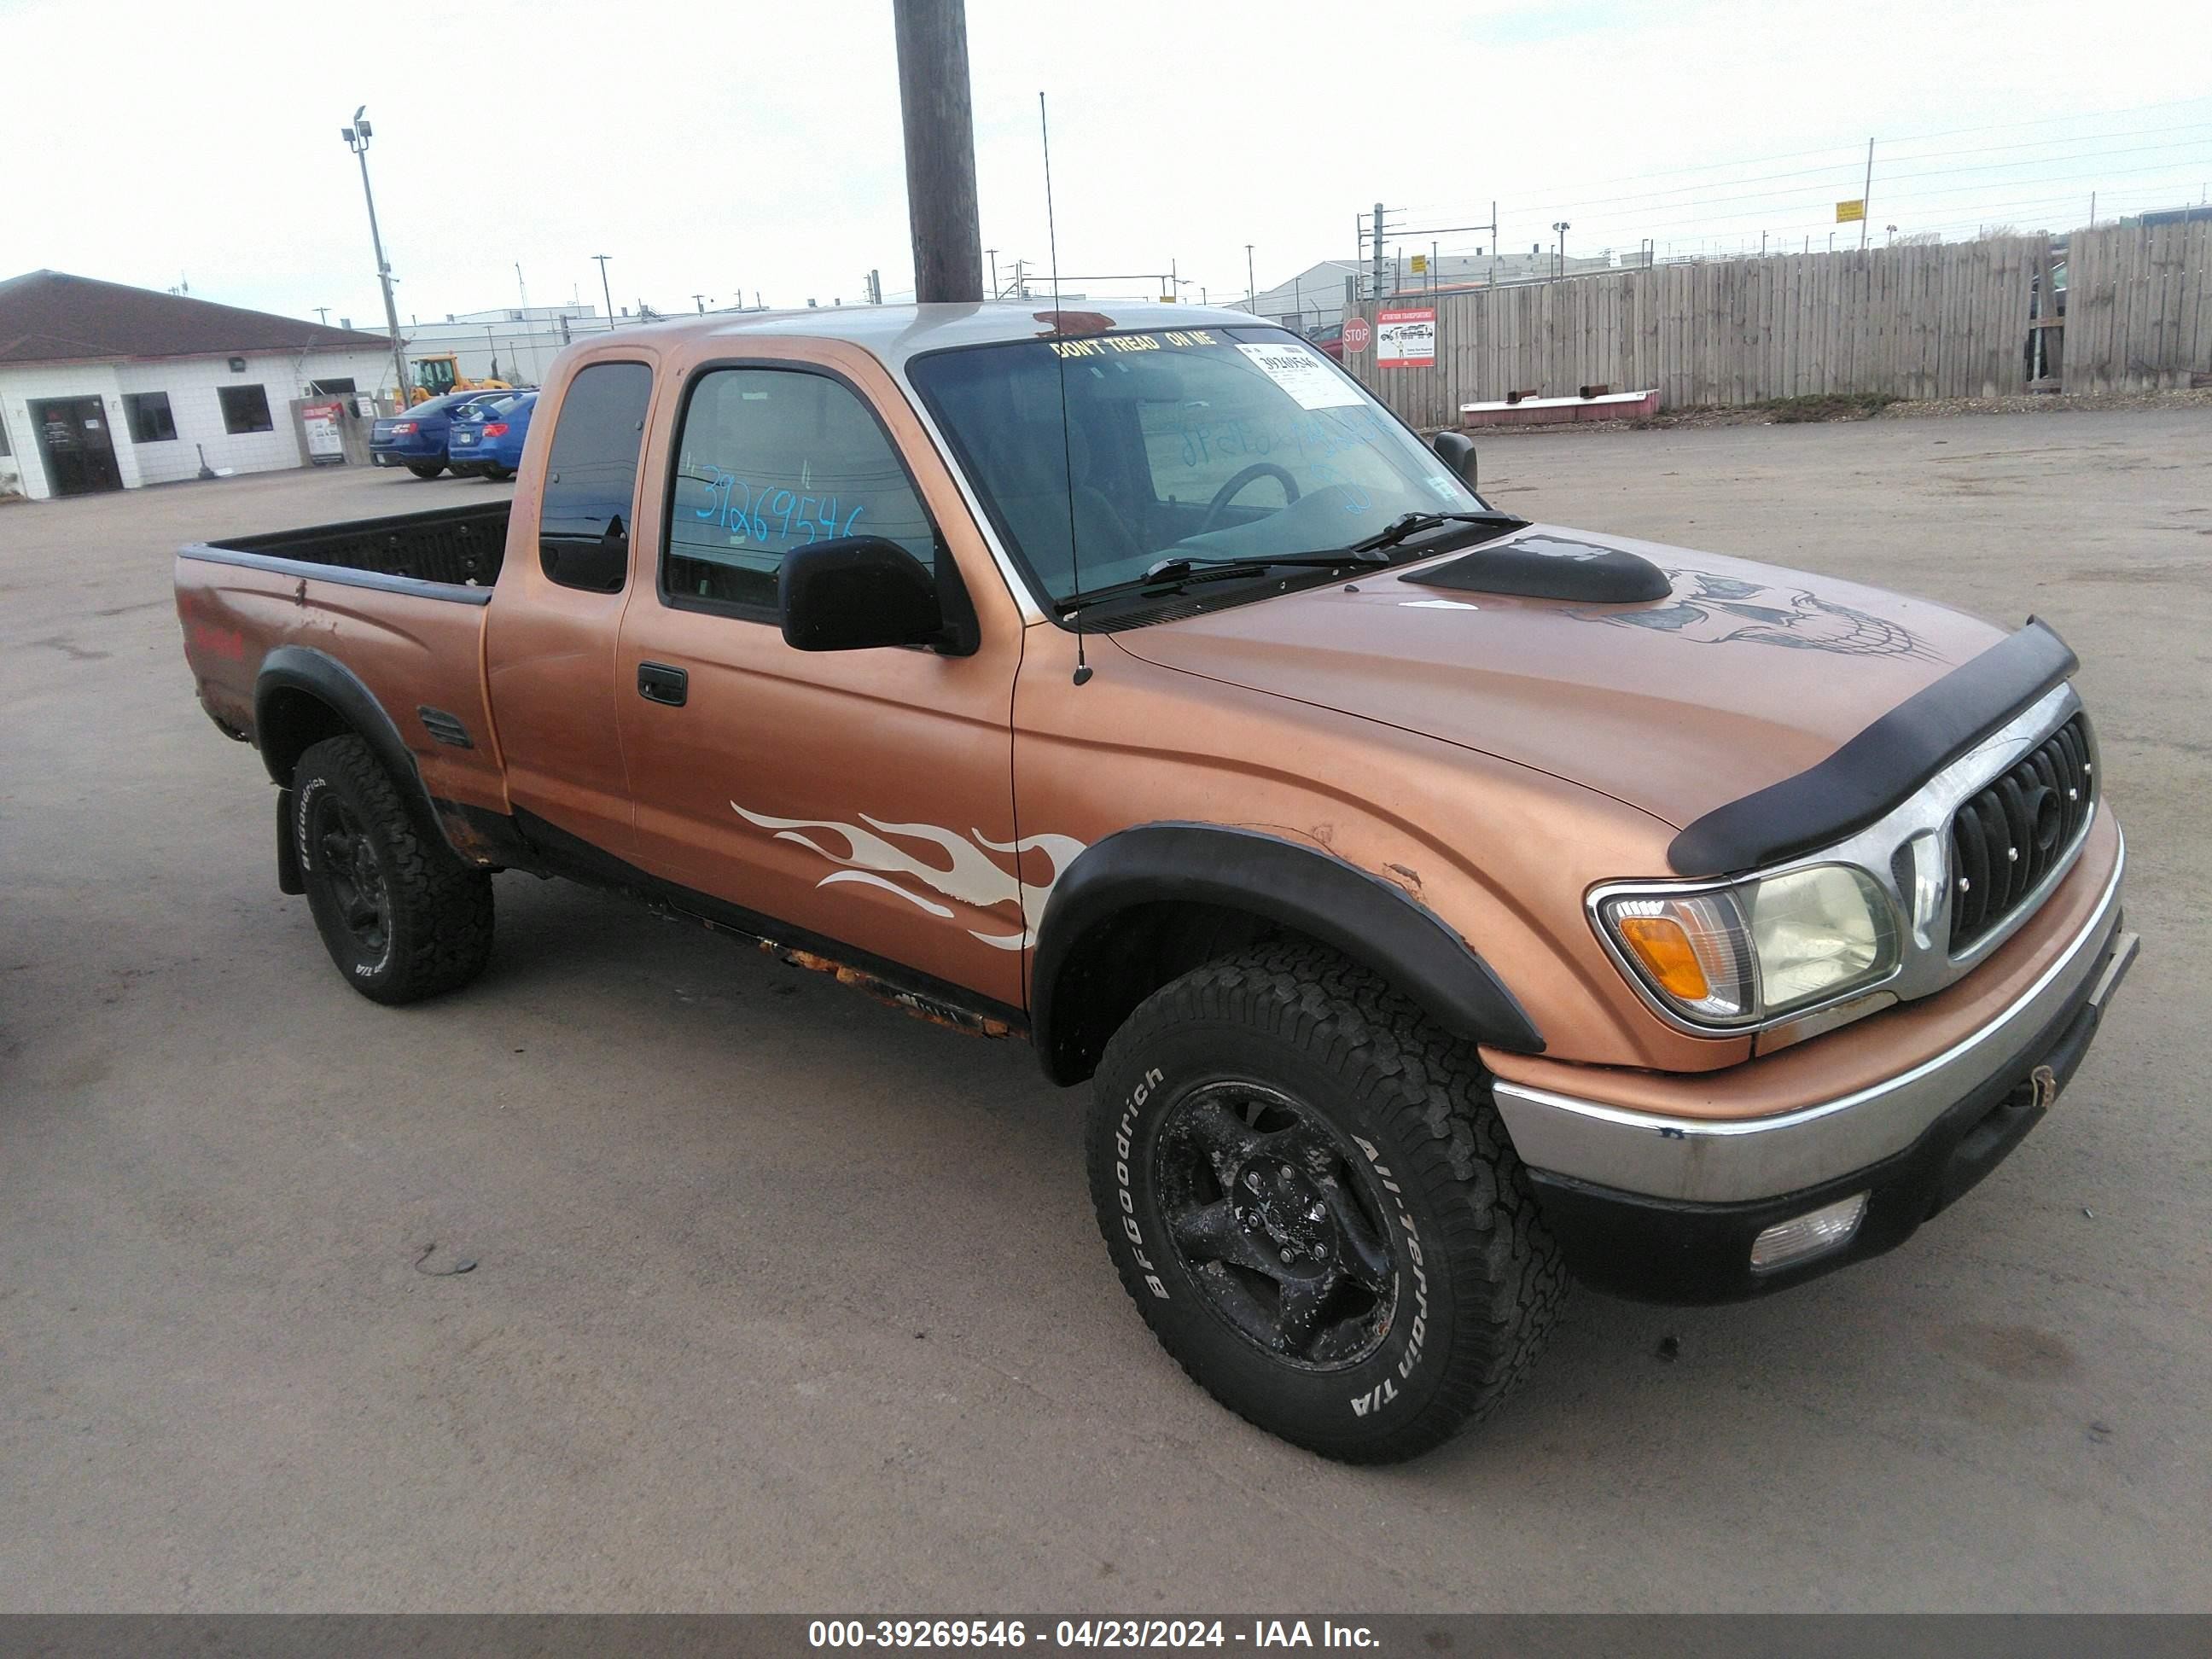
[892, 0, 984, 304]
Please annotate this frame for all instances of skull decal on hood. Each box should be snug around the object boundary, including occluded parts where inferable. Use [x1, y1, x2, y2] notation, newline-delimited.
[1573, 570, 1943, 661]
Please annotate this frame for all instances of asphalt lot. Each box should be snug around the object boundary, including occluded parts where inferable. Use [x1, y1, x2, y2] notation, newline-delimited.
[3, 409, 2208, 1612]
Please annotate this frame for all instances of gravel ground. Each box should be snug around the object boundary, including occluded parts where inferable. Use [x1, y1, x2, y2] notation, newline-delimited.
[1466, 386, 2212, 436]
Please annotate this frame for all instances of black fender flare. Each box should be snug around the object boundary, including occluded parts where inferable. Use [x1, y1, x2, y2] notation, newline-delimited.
[1030, 823, 1544, 1085]
[255, 645, 445, 847]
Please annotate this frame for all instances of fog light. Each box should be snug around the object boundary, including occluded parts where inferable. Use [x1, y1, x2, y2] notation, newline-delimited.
[1749, 1191, 1869, 1272]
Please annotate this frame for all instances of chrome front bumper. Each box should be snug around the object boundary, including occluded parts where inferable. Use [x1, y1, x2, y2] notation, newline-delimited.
[1496, 833, 2135, 1204]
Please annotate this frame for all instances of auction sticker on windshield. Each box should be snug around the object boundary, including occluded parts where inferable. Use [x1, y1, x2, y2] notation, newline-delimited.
[1234, 341, 1364, 410]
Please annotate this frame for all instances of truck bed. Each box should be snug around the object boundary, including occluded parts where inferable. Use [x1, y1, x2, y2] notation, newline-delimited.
[176, 501, 515, 827]
[193, 501, 509, 590]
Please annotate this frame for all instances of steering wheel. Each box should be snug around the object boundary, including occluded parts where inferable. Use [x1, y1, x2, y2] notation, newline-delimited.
[1198, 463, 1301, 535]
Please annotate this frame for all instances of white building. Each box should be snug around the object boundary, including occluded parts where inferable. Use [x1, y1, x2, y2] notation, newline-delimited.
[0, 271, 398, 501]
[392, 302, 608, 391]
[1238, 250, 1620, 336]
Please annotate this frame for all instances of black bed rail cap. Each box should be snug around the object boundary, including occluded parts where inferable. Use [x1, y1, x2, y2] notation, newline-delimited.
[1668, 617, 2079, 877]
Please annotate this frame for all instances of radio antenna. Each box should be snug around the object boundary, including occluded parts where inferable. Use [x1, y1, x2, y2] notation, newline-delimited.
[1041, 90, 1091, 686]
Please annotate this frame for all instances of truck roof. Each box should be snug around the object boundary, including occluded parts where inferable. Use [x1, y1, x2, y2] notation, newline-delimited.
[592, 300, 1272, 371]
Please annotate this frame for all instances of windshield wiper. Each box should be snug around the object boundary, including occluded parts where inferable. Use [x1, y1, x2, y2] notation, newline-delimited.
[1058, 516, 1527, 619]
[1137, 548, 1390, 583]
[1059, 550, 1388, 617]
[1349, 510, 1526, 555]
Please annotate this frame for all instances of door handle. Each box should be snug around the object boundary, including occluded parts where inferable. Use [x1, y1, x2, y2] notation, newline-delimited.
[637, 662, 689, 707]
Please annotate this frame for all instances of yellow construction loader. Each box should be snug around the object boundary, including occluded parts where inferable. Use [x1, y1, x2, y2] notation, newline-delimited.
[405, 352, 515, 406]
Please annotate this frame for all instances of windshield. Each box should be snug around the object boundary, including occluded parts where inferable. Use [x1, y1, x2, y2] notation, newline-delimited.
[907, 326, 1489, 612]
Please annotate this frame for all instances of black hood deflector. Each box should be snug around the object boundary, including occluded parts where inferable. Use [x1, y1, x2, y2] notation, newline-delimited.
[1400, 533, 1675, 604]
[1668, 619, 2079, 876]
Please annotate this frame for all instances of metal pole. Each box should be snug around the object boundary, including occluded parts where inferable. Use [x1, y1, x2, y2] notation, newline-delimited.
[346, 121, 410, 406]
[892, 0, 983, 303]
[987, 248, 998, 297]
[593, 253, 615, 331]
[1245, 243, 1255, 311]
[1372, 201, 1386, 303]
[1860, 137, 1873, 250]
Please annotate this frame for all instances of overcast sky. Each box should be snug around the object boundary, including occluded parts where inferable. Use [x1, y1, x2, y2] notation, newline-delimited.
[3, 0, 2208, 326]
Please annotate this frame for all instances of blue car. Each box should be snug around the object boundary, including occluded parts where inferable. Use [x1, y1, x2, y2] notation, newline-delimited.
[445, 391, 535, 481]
[369, 392, 488, 479]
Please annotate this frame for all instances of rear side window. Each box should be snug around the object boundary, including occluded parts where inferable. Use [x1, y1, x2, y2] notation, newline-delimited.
[539, 361, 653, 593]
[663, 367, 934, 614]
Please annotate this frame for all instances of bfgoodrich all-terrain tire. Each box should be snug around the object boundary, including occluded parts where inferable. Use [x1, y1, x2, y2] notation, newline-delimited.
[1087, 943, 1566, 1464]
[293, 736, 494, 1004]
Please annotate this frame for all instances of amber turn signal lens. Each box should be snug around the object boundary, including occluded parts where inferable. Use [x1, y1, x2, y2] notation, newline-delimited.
[1616, 916, 1711, 1001]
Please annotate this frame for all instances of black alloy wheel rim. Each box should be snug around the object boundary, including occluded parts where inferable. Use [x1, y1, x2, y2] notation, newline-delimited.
[312, 795, 392, 960]
[1154, 1080, 1400, 1371]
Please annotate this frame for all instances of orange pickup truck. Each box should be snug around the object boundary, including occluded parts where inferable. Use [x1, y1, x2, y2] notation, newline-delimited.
[177, 305, 2137, 1462]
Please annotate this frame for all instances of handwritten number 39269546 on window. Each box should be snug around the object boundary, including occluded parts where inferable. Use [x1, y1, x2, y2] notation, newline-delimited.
[691, 469, 868, 548]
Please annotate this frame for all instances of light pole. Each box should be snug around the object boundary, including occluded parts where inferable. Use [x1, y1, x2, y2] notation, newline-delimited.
[593, 253, 616, 331]
[1552, 221, 1570, 280]
[1245, 243, 1256, 311]
[1886, 224, 1898, 246]
[341, 107, 410, 406]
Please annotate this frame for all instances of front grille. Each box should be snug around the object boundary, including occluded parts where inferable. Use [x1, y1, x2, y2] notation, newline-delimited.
[1947, 713, 2095, 952]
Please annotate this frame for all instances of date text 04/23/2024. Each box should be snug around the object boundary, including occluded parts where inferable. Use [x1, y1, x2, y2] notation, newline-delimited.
[806, 1621, 1380, 1650]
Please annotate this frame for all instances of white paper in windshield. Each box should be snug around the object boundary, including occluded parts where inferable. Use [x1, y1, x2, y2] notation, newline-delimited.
[1235, 342, 1364, 410]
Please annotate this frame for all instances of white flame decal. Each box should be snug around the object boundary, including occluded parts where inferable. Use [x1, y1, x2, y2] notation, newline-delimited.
[731, 804, 1085, 951]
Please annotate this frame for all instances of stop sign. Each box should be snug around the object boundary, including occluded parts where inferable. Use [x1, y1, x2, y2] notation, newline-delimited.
[1342, 315, 1372, 352]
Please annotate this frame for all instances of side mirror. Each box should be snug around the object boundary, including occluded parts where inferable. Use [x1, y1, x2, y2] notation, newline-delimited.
[780, 536, 958, 654]
[1432, 430, 1479, 492]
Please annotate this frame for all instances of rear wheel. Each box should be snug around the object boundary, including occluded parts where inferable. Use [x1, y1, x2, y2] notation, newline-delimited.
[405, 462, 444, 480]
[293, 736, 493, 1004]
[483, 464, 514, 482]
[1087, 942, 1566, 1463]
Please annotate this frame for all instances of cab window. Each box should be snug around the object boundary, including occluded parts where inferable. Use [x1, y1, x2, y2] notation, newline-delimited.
[539, 360, 653, 593]
[664, 367, 935, 615]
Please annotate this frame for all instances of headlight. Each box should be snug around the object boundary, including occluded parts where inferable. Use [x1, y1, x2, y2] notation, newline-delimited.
[1597, 864, 1901, 1029]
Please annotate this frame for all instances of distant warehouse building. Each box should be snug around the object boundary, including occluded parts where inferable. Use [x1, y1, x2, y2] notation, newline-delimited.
[0, 271, 397, 501]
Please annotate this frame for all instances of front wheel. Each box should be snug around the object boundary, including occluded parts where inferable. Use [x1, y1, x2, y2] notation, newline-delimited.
[405, 462, 445, 480]
[293, 736, 494, 1004]
[1087, 943, 1566, 1463]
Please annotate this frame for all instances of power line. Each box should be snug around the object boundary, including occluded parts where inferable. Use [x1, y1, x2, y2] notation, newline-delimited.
[1394, 93, 2212, 225]
[1471, 134, 2212, 226]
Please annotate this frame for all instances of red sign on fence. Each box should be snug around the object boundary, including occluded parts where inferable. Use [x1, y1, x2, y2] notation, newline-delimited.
[1377, 307, 1436, 368]
[1342, 314, 1372, 353]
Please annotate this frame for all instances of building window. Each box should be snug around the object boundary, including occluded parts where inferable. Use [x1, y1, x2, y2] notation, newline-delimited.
[125, 393, 178, 442]
[308, 377, 357, 395]
[218, 385, 273, 434]
[0, 409, 11, 457]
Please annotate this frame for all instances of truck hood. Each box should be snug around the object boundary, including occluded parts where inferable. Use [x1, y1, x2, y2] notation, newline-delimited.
[1107, 525, 2010, 831]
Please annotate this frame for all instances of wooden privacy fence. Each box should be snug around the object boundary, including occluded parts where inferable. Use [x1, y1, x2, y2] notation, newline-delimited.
[1342, 224, 2211, 426]
[2064, 221, 2212, 393]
